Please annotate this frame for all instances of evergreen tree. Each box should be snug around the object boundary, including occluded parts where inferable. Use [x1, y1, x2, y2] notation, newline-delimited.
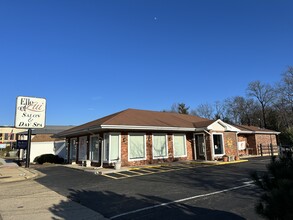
[252, 156, 293, 219]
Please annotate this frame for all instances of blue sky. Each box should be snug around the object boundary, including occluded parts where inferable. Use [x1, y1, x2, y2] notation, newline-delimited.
[0, 0, 292, 126]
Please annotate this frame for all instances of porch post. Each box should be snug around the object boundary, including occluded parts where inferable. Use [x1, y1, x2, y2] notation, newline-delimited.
[99, 136, 104, 168]
[193, 134, 197, 160]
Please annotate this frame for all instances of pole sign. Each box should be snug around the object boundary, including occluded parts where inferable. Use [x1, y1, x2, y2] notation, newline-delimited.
[15, 96, 46, 128]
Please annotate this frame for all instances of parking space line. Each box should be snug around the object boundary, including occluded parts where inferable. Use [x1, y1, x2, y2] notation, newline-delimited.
[102, 173, 126, 180]
[109, 182, 255, 219]
[102, 164, 199, 179]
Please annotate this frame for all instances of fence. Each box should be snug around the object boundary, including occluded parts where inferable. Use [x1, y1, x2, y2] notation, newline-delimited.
[258, 143, 279, 157]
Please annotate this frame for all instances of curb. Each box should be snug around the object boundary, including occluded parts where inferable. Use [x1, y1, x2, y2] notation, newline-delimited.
[0, 167, 39, 183]
[189, 159, 249, 166]
[20, 167, 39, 180]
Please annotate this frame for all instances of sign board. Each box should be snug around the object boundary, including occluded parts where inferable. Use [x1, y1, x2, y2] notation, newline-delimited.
[15, 96, 46, 128]
[15, 140, 28, 149]
[0, 144, 6, 149]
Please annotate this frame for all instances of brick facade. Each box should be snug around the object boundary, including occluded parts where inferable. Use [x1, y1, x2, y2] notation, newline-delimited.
[66, 130, 279, 167]
[237, 133, 278, 155]
[120, 132, 193, 167]
[223, 132, 238, 157]
[205, 135, 212, 160]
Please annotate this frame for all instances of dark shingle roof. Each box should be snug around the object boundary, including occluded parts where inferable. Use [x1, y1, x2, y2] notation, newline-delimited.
[57, 109, 212, 136]
[234, 124, 280, 134]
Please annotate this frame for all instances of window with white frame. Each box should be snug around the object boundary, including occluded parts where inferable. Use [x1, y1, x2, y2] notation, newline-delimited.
[153, 134, 168, 159]
[104, 133, 120, 162]
[173, 134, 186, 157]
[128, 133, 146, 160]
[110, 134, 120, 161]
[213, 134, 224, 155]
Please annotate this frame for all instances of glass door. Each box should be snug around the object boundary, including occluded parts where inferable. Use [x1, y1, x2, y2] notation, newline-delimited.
[194, 134, 205, 160]
[90, 136, 100, 162]
[69, 138, 77, 162]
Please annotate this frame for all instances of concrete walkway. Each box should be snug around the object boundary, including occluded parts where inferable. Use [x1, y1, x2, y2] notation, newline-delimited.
[0, 158, 108, 220]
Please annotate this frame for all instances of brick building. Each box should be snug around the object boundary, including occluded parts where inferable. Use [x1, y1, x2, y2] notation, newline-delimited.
[235, 125, 280, 156]
[57, 109, 244, 167]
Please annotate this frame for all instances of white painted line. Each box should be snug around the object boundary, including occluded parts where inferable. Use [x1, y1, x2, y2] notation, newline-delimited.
[109, 182, 254, 219]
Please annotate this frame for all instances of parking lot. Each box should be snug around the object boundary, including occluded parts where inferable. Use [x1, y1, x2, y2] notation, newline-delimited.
[103, 164, 200, 179]
[34, 157, 270, 219]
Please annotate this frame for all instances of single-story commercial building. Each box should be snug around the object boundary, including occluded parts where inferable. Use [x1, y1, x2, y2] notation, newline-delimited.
[18, 126, 74, 162]
[235, 125, 280, 156]
[57, 109, 257, 167]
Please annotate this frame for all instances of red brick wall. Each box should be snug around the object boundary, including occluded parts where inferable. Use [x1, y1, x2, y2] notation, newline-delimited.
[224, 132, 238, 157]
[121, 132, 129, 166]
[255, 134, 278, 155]
[186, 134, 194, 160]
[237, 133, 278, 155]
[205, 135, 212, 160]
[119, 132, 193, 166]
[255, 134, 277, 146]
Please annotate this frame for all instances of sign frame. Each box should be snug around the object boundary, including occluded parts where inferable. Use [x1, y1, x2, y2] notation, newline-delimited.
[15, 96, 47, 129]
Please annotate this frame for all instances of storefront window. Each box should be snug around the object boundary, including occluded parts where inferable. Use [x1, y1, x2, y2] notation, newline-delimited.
[153, 134, 168, 158]
[173, 134, 186, 157]
[213, 134, 224, 155]
[104, 133, 120, 162]
[129, 133, 146, 160]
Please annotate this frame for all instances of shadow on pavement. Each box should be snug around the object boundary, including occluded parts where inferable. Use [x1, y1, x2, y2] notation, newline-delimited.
[49, 189, 245, 220]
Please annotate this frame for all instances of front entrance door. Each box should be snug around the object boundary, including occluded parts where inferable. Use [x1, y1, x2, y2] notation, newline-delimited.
[90, 136, 100, 162]
[69, 138, 77, 162]
[194, 134, 205, 160]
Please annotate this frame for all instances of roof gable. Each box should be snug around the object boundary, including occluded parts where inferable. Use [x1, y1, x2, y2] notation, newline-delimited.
[207, 119, 240, 132]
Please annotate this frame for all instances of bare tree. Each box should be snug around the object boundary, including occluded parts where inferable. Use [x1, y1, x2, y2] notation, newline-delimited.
[214, 100, 226, 120]
[247, 80, 275, 128]
[191, 103, 214, 119]
[224, 96, 259, 125]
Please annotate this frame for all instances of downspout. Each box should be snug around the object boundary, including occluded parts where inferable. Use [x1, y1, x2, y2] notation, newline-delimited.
[203, 130, 211, 161]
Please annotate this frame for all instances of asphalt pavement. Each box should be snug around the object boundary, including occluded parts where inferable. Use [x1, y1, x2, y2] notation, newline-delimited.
[0, 158, 108, 220]
[33, 157, 270, 219]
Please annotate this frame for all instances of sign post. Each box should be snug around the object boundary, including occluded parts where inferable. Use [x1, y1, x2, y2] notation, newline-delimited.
[15, 96, 46, 168]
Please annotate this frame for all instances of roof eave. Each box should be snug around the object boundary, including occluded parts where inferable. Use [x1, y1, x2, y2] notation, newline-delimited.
[56, 126, 103, 137]
[101, 125, 195, 132]
[238, 131, 281, 135]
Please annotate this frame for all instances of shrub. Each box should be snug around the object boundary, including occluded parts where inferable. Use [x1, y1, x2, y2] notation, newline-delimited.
[252, 156, 293, 219]
[35, 154, 64, 164]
